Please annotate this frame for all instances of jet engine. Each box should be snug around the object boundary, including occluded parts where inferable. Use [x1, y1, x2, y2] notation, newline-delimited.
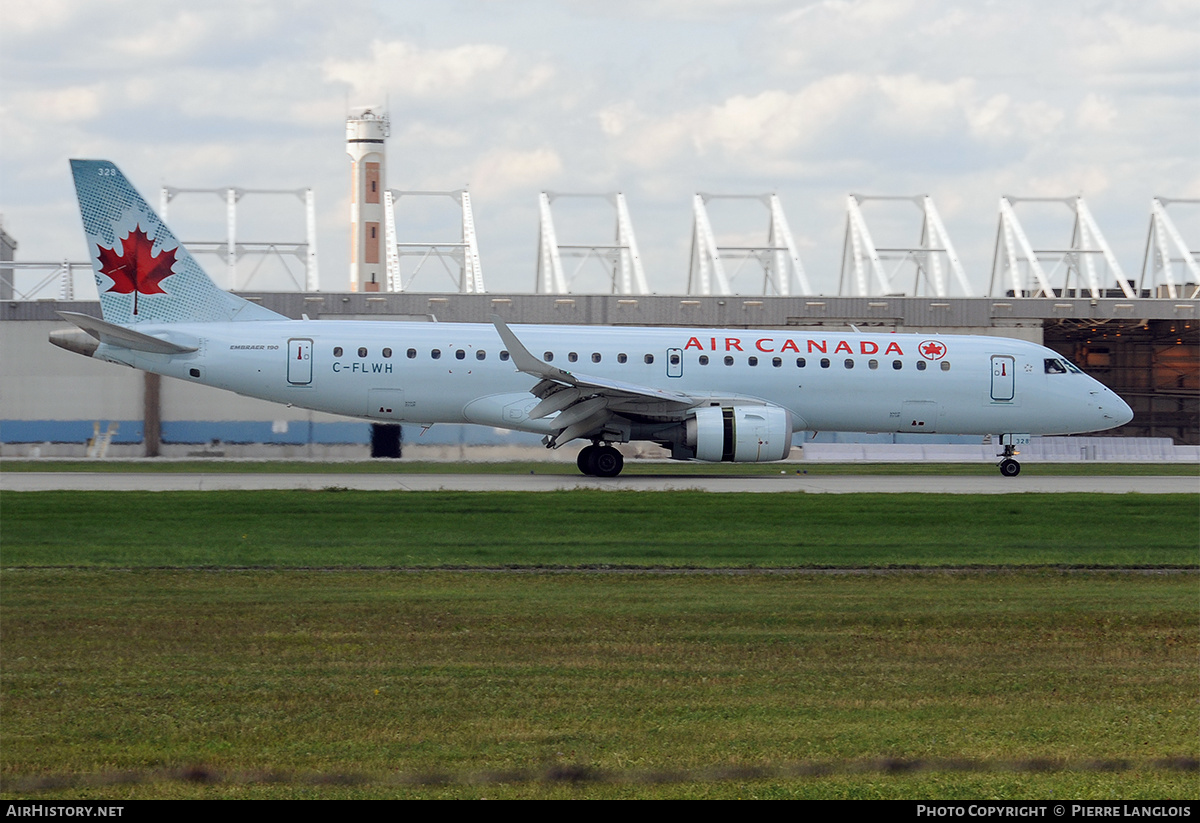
[685, 405, 793, 462]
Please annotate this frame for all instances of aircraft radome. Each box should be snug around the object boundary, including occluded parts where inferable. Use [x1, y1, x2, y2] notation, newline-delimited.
[50, 160, 1134, 477]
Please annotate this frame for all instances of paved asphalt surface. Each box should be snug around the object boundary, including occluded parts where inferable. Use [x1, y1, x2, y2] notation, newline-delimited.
[3, 472, 1196, 494]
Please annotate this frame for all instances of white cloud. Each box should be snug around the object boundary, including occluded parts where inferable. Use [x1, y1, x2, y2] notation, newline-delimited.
[4, 85, 103, 122]
[602, 76, 871, 170]
[966, 95, 1065, 145]
[605, 74, 986, 172]
[1, 0, 78, 35]
[323, 40, 554, 102]
[469, 147, 564, 197]
[1073, 12, 1200, 76]
[1075, 94, 1117, 132]
[874, 75, 973, 135]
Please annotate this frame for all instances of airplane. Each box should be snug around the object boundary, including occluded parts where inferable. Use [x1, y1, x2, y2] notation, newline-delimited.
[50, 159, 1134, 477]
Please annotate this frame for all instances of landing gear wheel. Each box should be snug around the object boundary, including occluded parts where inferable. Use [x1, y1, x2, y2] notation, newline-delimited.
[591, 445, 624, 478]
[999, 458, 1021, 477]
[577, 445, 599, 475]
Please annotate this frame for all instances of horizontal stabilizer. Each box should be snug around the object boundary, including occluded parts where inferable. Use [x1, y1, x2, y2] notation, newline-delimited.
[56, 311, 198, 354]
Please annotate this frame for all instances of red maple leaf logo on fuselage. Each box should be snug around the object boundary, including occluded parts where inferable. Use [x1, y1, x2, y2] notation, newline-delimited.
[97, 225, 177, 316]
[919, 341, 947, 360]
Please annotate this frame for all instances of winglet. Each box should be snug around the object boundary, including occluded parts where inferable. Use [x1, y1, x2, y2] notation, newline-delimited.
[490, 315, 577, 385]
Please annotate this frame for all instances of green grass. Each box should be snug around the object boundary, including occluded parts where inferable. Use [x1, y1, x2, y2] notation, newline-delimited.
[2, 571, 1196, 799]
[2, 459, 1198, 476]
[2, 489, 1196, 798]
[2, 490, 1196, 568]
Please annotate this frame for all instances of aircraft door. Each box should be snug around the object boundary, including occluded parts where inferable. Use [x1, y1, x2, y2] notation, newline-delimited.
[991, 355, 1015, 401]
[288, 338, 313, 385]
[667, 348, 683, 378]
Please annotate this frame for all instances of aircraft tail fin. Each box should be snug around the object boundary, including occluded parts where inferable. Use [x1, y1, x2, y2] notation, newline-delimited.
[70, 159, 285, 325]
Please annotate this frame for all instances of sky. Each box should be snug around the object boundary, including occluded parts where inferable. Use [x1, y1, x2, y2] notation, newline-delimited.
[1, 0, 1197, 298]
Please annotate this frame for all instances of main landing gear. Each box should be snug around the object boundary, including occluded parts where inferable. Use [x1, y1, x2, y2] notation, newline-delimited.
[998, 444, 1021, 477]
[577, 443, 624, 477]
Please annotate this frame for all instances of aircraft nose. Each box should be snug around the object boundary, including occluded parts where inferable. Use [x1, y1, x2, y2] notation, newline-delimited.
[1112, 394, 1134, 427]
[1093, 389, 1133, 428]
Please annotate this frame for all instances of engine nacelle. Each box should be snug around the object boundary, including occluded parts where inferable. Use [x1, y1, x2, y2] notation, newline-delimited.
[685, 405, 793, 463]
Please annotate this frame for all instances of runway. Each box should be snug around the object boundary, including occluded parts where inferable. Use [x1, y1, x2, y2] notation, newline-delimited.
[3, 471, 1196, 494]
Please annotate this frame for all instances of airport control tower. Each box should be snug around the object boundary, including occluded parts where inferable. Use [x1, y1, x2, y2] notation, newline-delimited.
[346, 109, 389, 292]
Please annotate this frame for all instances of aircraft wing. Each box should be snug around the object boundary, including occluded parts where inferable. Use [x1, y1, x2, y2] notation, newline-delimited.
[492, 315, 697, 446]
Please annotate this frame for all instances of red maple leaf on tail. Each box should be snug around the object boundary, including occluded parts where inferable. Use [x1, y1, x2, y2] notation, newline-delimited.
[97, 225, 177, 315]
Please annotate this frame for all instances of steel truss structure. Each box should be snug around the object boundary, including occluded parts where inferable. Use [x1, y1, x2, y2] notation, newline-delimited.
[838, 194, 972, 298]
[384, 189, 485, 293]
[687, 193, 810, 296]
[989, 196, 1135, 299]
[0, 260, 89, 300]
[159, 187, 319, 292]
[1140, 198, 1199, 299]
[536, 192, 647, 295]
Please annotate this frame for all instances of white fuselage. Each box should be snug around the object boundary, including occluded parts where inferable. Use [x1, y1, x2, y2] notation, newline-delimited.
[91, 319, 1133, 444]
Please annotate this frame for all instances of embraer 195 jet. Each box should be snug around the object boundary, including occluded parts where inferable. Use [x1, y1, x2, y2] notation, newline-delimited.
[50, 160, 1133, 477]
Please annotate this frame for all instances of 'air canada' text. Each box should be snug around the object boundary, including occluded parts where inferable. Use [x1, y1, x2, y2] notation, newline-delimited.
[683, 337, 906, 355]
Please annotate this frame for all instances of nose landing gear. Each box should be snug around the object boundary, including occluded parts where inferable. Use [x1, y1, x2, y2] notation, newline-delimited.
[998, 444, 1021, 477]
[577, 443, 625, 477]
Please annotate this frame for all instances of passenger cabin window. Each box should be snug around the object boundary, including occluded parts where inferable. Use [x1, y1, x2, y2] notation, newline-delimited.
[455, 349, 466, 360]
[796, 358, 806, 368]
[669, 353, 681, 366]
[820, 358, 830, 368]
[844, 358, 854, 369]
[699, 355, 709, 365]
[868, 359, 878, 370]
[476, 350, 486, 360]
[333, 346, 343, 357]
[941, 361, 951, 371]
[892, 360, 902, 370]
[644, 354, 654, 365]
[544, 351, 554, 362]
[500, 351, 510, 361]
[382, 348, 392, 358]
[592, 353, 602, 363]
[724, 356, 734, 366]
[772, 357, 782, 367]
[568, 352, 578, 362]
[358, 347, 367, 357]
[406, 348, 416, 359]
[916, 360, 927, 371]
[618, 353, 628, 364]
[431, 349, 441, 360]
[748, 356, 758, 367]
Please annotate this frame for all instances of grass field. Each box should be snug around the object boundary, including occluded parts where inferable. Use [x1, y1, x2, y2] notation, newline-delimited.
[2, 489, 1197, 799]
[3, 490, 1197, 568]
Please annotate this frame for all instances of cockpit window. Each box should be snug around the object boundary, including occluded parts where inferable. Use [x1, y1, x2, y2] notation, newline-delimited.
[1044, 358, 1069, 375]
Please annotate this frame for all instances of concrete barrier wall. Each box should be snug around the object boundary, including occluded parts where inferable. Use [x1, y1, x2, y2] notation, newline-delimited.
[800, 437, 1199, 463]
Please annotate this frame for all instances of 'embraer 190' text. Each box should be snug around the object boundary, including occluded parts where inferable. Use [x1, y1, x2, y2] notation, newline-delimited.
[683, 337, 906, 355]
